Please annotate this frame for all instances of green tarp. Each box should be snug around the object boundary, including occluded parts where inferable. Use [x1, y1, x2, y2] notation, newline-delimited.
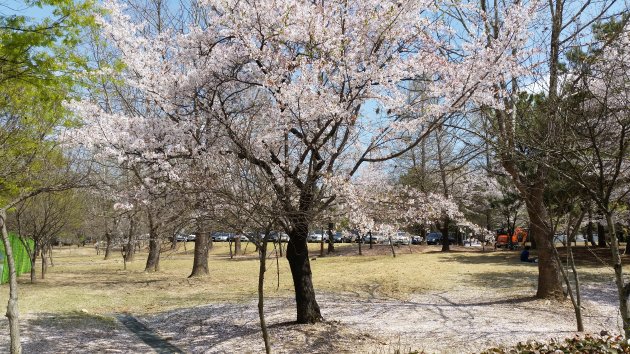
[0, 233, 33, 284]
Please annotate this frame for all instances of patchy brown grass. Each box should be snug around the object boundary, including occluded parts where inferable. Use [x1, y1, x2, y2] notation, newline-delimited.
[0, 242, 615, 317]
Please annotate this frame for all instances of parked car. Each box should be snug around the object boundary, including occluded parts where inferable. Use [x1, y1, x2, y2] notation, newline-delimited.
[391, 232, 410, 245]
[322, 231, 343, 243]
[212, 232, 231, 242]
[426, 232, 441, 245]
[269, 232, 289, 242]
[169, 234, 188, 242]
[307, 233, 324, 243]
[364, 233, 382, 244]
[186, 234, 196, 242]
[411, 235, 423, 245]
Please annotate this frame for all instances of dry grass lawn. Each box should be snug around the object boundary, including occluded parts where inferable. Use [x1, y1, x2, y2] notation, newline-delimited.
[0, 242, 615, 317]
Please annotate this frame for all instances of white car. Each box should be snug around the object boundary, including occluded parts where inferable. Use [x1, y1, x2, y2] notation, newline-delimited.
[307, 233, 324, 243]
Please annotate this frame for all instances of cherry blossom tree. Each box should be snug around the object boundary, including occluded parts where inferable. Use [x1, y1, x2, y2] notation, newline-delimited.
[74, 0, 537, 323]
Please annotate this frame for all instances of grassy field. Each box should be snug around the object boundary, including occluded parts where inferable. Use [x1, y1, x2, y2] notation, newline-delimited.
[0, 242, 615, 316]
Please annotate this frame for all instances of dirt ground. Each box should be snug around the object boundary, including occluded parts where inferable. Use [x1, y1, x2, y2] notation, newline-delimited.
[1, 283, 621, 353]
[0, 244, 624, 353]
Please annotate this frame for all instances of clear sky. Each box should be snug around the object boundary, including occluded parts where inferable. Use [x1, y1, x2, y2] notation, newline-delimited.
[0, 0, 56, 20]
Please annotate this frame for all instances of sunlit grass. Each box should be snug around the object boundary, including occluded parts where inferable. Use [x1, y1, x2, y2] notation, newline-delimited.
[0, 242, 612, 316]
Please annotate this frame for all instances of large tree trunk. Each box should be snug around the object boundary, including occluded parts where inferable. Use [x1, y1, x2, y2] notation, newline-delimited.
[189, 230, 209, 277]
[234, 235, 242, 255]
[440, 217, 450, 252]
[145, 229, 160, 272]
[286, 223, 322, 324]
[0, 210, 22, 354]
[104, 232, 113, 260]
[524, 189, 564, 299]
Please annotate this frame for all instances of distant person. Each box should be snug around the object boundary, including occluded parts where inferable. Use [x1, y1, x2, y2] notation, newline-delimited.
[520, 246, 537, 263]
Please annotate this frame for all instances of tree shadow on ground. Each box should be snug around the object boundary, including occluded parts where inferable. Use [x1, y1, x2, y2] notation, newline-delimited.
[137, 301, 382, 353]
[440, 249, 615, 270]
[18, 312, 155, 353]
[464, 270, 538, 290]
[437, 251, 528, 265]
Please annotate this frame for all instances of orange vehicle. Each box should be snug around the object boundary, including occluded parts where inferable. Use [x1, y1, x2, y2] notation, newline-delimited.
[495, 227, 528, 249]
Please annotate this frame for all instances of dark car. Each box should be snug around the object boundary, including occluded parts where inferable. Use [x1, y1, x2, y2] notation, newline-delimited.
[326, 231, 342, 243]
[426, 232, 441, 245]
[426, 232, 456, 245]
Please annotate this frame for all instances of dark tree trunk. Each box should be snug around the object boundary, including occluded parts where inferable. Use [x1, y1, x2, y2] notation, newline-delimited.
[524, 189, 565, 299]
[440, 217, 450, 252]
[104, 232, 113, 260]
[597, 222, 607, 248]
[189, 230, 209, 277]
[145, 229, 160, 272]
[286, 223, 322, 324]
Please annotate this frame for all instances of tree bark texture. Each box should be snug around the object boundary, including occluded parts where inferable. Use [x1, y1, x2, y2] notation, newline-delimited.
[0, 210, 22, 354]
[287, 224, 323, 324]
[524, 189, 565, 299]
[440, 217, 450, 252]
[104, 232, 113, 260]
[235, 236, 241, 255]
[145, 229, 160, 272]
[189, 230, 209, 277]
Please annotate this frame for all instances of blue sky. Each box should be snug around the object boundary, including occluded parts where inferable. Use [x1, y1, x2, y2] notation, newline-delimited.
[0, 0, 55, 19]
